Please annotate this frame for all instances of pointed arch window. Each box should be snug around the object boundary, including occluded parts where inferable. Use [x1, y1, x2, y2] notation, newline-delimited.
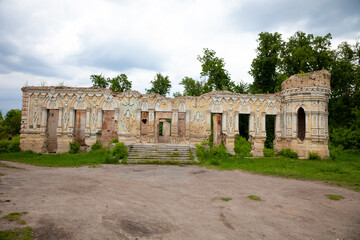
[297, 107, 305, 141]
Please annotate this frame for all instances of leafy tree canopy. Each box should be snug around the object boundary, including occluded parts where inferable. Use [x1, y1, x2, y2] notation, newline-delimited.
[91, 74, 108, 88]
[249, 32, 283, 93]
[91, 73, 132, 93]
[108, 74, 132, 92]
[0, 109, 21, 139]
[146, 73, 172, 96]
[197, 48, 232, 92]
[180, 77, 204, 96]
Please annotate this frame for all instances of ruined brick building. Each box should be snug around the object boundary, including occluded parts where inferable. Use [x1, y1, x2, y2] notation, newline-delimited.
[20, 70, 331, 158]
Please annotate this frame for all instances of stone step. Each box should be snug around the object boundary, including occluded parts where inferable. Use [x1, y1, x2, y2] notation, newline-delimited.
[128, 151, 190, 155]
[126, 143, 197, 163]
[127, 157, 191, 161]
[127, 158, 193, 163]
[129, 147, 190, 150]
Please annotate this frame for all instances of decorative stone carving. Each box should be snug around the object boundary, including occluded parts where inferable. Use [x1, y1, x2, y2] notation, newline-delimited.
[20, 70, 331, 158]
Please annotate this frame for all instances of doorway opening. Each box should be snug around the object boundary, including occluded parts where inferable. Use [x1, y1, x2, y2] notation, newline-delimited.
[158, 119, 171, 143]
[212, 113, 222, 146]
[265, 115, 275, 149]
[238, 114, 249, 140]
[46, 109, 59, 153]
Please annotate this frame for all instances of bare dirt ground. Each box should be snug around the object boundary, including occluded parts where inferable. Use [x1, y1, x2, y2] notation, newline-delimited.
[0, 161, 360, 240]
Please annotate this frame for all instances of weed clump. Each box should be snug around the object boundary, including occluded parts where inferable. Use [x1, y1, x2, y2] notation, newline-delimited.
[0, 136, 20, 153]
[91, 141, 102, 151]
[109, 137, 119, 146]
[105, 142, 128, 164]
[248, 195, 261, 201]
[326, 194, 344, 200]
[277, 148, 298, 159]
[263, 148, 274, 157]
[221, 197, 232, 201]
[234, 135, 252, 157]
[195, 140, 232, 165]
[69, 141, 80, 154]
[0, 227, 34, 239]
[2, 212, 28, 225]
[308, 152, 321, 160]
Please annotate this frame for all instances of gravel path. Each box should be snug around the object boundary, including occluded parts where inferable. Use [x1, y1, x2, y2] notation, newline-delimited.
[1, 161, 359, 240]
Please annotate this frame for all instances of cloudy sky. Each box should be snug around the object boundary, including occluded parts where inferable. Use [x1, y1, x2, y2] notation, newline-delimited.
[0, 0, 359, 113]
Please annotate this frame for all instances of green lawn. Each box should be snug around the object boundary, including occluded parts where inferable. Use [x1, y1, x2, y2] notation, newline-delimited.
[0, 150, 109, 167]
[199, 150, 360, 192]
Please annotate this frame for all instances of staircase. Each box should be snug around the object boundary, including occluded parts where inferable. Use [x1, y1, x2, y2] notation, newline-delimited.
[126, 143, 196, 163]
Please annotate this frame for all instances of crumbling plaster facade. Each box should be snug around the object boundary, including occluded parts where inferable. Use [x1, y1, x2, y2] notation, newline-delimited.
[20, 70, 331, 158]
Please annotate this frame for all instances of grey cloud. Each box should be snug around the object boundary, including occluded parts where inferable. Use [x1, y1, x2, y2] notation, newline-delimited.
[230, 0, 360, 38]
[0, 89, 22, 114]
[71, 40, 165, 73]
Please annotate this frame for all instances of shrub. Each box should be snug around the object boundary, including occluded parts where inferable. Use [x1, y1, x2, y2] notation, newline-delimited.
[328, 142, 343, 160]
[277, 148, 298, 159]
[211, 144, 230, 158]
[69, 141, 80, 154]
[109, 137, 119, 146]
[263, 148, 274, 157]
[308, 152, 321, 160]
[91, 141, 102, 151]
[104, 155, 118, 164]
[0, 136, 20, 152]
[0, 148, 10, 153]
[195, 140, 211, 162]
[234, 135, 252, 157]
[111, 142, 128, 161]
[8, 136, 20, 152]
[330, 127, 360, 150]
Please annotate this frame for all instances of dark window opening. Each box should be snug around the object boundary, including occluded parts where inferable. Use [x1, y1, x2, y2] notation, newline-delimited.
[297, 107, 305, 141]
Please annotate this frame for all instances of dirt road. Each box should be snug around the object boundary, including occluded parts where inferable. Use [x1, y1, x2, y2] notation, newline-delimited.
[1, 161, 359, 239]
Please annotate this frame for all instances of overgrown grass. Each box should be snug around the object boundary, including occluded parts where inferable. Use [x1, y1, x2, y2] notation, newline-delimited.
[199, 150, 360, 192]
[248, 195, 261, 201]
[2, 212, 28, 225]
[221, 197, 232, 201]
[0, 227, 34, 240]
[0, 150, 111, 167]
[326, 194, 344, 200]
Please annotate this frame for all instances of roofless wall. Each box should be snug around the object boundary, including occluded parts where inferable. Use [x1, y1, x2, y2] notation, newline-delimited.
[20, 70, 331, 158]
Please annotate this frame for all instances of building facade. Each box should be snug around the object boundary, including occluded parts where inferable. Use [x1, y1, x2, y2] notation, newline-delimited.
[20, 70, 331, 158]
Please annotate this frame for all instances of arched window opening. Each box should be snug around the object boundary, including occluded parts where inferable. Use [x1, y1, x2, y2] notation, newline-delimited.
[297, 107, 305, 141]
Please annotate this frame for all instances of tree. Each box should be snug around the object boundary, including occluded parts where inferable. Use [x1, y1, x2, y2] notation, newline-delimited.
[91, 74, 108, 88]
[180, 77, 204, 96]
[281, 31, 333, 76]
[108, 74, 132, 92]
[173, 92, 182, 98]
[146, 73, 171, 96]
[281, 31, 315, 76]
[249, 32, 283, 93]
[197, 48, 232, 92]
[1, 109, 21, 138]
[329, 41, 360, 129]
[232, 81, 249, 94]
[312, 33, 334, 71]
